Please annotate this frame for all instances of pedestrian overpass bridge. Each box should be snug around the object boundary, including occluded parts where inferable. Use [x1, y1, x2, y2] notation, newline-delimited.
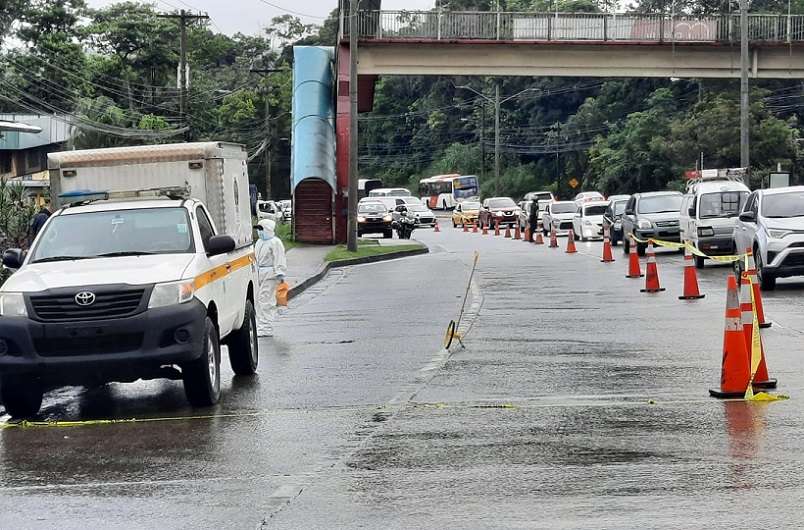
[347, 11, 804, 78]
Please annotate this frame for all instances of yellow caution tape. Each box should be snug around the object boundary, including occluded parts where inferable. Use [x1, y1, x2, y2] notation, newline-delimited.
[745, 392, 790, 402]
[630, 235, 747, 263]
[1, 410, 272, 429]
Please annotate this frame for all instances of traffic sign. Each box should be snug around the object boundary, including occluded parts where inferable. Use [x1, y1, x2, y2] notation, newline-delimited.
[568, 178, 579, 189]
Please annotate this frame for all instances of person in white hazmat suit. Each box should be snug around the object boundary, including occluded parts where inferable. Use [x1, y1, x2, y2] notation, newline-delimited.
[255, 219, 287, 337]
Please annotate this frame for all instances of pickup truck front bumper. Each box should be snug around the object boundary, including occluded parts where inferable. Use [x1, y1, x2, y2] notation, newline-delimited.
[0, 299, 207, 386]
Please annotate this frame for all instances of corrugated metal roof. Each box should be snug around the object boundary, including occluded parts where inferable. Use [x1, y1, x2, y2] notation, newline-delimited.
[0, 114, 71, 150]
[48, 142, 245, 169]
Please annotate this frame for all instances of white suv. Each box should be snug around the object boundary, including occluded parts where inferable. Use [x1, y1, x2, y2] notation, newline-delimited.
[734, 186, 804, 290]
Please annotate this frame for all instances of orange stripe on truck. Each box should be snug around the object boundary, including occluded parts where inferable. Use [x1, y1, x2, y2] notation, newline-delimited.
[193, 253, 255, 291]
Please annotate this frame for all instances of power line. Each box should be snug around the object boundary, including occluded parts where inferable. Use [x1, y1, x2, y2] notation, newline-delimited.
[253, 0, 328, 20]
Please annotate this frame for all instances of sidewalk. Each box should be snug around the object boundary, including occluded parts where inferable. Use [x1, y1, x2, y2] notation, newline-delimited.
[284, 245, 334, 293]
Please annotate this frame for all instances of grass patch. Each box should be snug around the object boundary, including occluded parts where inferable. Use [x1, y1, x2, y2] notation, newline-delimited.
[275, 222, 301, 250]
[325, 242, 423, 262]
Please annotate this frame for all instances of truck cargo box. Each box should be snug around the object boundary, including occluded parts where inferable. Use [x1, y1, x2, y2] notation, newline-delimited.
[48, 142, 253, 248]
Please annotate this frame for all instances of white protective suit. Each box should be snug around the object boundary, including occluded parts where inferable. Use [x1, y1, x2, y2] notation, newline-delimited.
[255, 219, 287, 337]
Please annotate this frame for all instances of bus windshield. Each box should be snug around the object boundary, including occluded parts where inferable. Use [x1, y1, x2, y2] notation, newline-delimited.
[454, 176, 479, 199]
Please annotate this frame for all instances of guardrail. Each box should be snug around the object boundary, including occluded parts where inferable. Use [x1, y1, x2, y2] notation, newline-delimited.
[345, 11, 804, 44]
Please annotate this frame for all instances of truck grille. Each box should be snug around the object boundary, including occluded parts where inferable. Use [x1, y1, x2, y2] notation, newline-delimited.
[782, 253, 804, 268]
[655, 220, 679, 228]
[418, 217, 434, 224]
[34, 334, 144, 357]
[560, 221, 573, 229]
[29, 289, 146, 322]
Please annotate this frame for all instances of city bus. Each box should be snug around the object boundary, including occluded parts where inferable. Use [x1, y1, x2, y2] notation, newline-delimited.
[419, 174, 480, 209]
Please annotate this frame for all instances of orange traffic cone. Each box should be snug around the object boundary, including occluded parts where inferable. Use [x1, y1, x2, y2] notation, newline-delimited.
[640, 241, 664, 293]
[744, 249, 771, 328]
[434, 220, 440, 233]
[494, 219, 501, 236]
[739, 271, 777, 389]
[548, 225, 558, 248]
[504, 224, 511, 238]
[565, 229, 577, 254]
[625, 235, 643, 278]
[472, 221, 478, 233]
[514, 223, 521, 240]
[600, 226, 615, 263]
[679, 245, 705, 300]
[534, 222, 544, 245]
[523, 224, 531, 242]
[482, 222, 488, 235]
[462, 221, 468, 233]
[710, 274, 752, 398]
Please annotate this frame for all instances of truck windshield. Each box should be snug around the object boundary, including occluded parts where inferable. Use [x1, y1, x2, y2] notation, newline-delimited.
[31, 207, 194, 263]
[699, 191, 748, 219]
[638, 195, 682, 214]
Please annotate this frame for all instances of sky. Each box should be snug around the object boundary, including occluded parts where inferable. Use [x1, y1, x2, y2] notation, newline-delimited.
[85, 0, 437, 36]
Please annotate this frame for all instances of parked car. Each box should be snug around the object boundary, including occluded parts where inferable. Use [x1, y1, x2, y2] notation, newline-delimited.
[359, 196, 397, 213]
[574, 191, 605, 205]
[394, 196, 422, 207]
[541, 200, 577, 235]
[479, 197, 520, 229]
[358, 201, 393, 238]
[572, 201, 608, 241]
[524, 190, 555, 202]
[607, 194, 631, 203]
[621, 191, 684, 256]
[278, 199, 292, 222]
[393, 202, 436, 227]
[257, 200, 280, 221]
[368, 187, 411, 198]
[602, 196, 630, 246]
[680, 175, 749, 268]
[452, 200, 481, 227]
[734, 186, 804, 290]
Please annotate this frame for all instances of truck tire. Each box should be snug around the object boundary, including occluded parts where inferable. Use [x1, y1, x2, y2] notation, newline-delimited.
[227, 300, 258, 376]
[0, 375, 43, 419]
[183, 316, 221, 406]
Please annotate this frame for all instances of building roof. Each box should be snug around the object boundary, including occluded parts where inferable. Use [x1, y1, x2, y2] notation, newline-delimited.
[0, 114, 71, 150]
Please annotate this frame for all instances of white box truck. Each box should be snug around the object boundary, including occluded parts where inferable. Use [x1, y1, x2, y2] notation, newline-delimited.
[0, 142, 259, 418]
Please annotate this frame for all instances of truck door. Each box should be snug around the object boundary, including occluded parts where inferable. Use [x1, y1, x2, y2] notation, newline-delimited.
[196, 205, 236, 336]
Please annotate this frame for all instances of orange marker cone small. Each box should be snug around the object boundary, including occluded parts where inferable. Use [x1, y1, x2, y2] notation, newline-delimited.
[534, 222, 544, 245]
[600, 226, 615, 263]
[523, 224, 531, 243]
[739, 272, 777, 389]
[482, 222, 488, 235]
[565, 229, 577, 254]
[434, 220, 440, 233]
[514, 223, 521, 240]
[744, 249, 771, 328]
[548, 225, 558, 248]
[494, 219, 501, 236]
[504, 224, 511, 238]
[472, 221, 478, 233]
[462, 222, 468, 233]
[710, 274, 752, 398]
[679, 245, 705, 300]
[625, 235, 643, 279]
[640, 241, 664, 293]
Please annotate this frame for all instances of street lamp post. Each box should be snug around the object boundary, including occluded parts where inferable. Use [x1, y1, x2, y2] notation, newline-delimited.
[454, 83, 543, 196]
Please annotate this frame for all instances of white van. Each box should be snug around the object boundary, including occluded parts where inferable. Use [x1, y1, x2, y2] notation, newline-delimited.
[0, 142, 259, 417]
[679, 169, 750, 268]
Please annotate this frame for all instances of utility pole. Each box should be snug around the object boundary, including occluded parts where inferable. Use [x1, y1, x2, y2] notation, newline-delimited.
[347, 0, 359, 252]
[494, 81, 501, 196]
[251, 67, 285, 201]
[158, 10, 209, 140]
[740, 0, 750, 169]
[479, 103, 486, 182]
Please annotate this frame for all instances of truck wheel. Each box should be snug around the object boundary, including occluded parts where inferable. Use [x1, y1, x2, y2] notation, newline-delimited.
[228, 300, 258, 376]
[756, 252, 776, 291]
[183, 316, 221, 406]
[694, 255, 705, 269]
[0, 375, 43, 419]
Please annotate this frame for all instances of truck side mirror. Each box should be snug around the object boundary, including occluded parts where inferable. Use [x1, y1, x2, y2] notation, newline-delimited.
[739, 211, 756, 223]
[2, 249, 23, 269]
[688, 207, 696, 216]
[625, 208, 634, 215]
[207, 235, 236, 256]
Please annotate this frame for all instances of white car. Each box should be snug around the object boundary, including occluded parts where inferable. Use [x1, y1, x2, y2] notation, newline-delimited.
[541, 201, 577, 235]
[368, 187, 411, 198]
[574, 191, 605, 206]
[257, 200, 281, 222]
[572, 201, 608, 241]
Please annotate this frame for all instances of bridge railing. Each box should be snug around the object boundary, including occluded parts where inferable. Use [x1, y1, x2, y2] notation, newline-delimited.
[347, 11, 804, 43]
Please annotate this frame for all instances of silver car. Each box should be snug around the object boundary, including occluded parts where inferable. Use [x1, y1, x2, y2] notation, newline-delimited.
[734, 186, 804, 290]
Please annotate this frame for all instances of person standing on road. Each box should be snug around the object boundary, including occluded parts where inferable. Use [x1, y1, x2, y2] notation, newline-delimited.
[527, 199, 539, 242]
[29, 203, 51, 242]
[254, 219, 287, 337]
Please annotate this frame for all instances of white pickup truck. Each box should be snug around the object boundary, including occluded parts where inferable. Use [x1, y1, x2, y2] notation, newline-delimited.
[0, 142, 259, 418]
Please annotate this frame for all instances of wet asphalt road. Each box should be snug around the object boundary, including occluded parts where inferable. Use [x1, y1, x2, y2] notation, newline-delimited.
[2, 224, 804, 528]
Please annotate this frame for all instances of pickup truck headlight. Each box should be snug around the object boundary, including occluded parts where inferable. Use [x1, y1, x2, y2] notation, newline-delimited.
[357, 216, 366, 223]
[383, 215, 392, 222]
[767, 228, 792, 239]
[148, 280, 195, 309]
[637, 219, 652, 230]
[697, 227, 715, 237]
[0, 292, 27, 317]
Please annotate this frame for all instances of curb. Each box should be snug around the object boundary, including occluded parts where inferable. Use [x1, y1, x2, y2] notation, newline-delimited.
[287, 245, 429, 300]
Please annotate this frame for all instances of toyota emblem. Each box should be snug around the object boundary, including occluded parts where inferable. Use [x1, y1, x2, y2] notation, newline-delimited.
[75, 291, 96, 306]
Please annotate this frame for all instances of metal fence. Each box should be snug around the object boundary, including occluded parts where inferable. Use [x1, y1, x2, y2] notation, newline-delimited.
[347, 11, 804, 43]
